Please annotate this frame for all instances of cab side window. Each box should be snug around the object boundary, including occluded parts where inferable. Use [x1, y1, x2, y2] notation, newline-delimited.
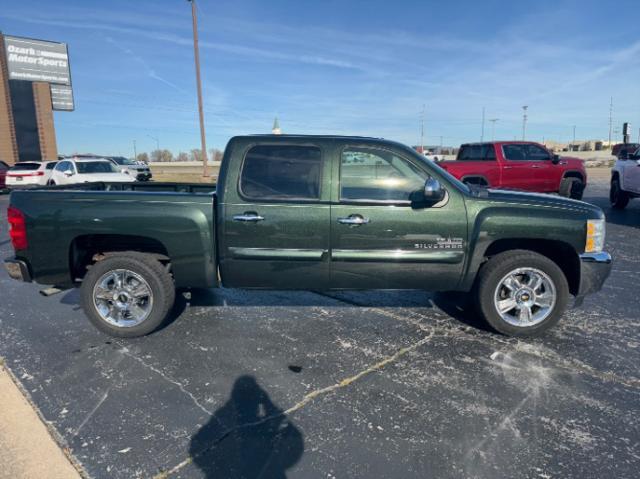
[502, 144, 527, 161]
[0, 162, 8, 172]
[526, 145, 551, 161]
[340, 148, 428, 202]
[239, 145, 322, 201]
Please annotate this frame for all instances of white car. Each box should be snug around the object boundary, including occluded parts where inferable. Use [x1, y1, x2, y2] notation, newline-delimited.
[610, 147, 640, 209]
[107, 156, 153, 181]
[48, 158, 136, 186]
[6, 161, 58, 189]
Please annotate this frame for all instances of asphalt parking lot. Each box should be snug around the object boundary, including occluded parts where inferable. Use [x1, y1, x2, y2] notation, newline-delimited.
[0, 174, 639, 479]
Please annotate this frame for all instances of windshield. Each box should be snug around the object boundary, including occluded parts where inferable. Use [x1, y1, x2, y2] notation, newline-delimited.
[10, 162, 41, 171]
[111, 157, 136, 165]
[76, 161, 118, 174]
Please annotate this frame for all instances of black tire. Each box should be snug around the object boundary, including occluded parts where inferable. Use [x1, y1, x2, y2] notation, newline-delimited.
[474, 250, 569, 337]
[610, 178, 629, 209]
[47, 180, 56, 186]
[559, 177, 584, 200]
[80, 252, 175, 337]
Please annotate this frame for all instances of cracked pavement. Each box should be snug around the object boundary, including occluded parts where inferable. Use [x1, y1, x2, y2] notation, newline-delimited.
[0, 172, 638, 478]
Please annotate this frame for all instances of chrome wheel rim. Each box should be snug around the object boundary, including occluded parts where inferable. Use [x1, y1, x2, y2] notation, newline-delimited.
[493, 268, 556, 327]
[93, 269, 153, 328]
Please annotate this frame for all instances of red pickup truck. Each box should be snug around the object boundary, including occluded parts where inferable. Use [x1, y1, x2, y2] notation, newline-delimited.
[439, 142, 586, 199]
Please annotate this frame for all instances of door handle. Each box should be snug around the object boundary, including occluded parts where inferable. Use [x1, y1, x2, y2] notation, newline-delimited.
[338, 215, 370, 226]
[531, 164, 542, 168]
[503, 166, 514, 170]
[233, 213, 265, 222]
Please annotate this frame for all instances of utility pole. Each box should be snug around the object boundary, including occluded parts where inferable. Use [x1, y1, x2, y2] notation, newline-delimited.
[521, 106, 528, 140]
[572, 125, 576, 149]
[188, 0, 209, 177]
[608, 97, 613, 148]
[481, 107, 485, 142]
[133, 140, 137, 160]
[147, 134, 159, 152]
[488, 118, 499, 141]
[420, 104, 425, 153]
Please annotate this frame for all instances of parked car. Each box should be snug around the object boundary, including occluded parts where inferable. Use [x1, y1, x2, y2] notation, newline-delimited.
[0, 160, 8, 191]
[438, 142, 587, 199]
[107, 156, 153, 181]
[612, 143, 640, 160]
[4, 135, 610, 338]
[48, 157, 136, 185]
[610, 146, 640, 209]
[5, 161, 58, 189]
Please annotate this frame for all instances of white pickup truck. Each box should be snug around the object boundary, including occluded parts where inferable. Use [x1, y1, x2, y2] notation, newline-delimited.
[610, 146, 640, 209]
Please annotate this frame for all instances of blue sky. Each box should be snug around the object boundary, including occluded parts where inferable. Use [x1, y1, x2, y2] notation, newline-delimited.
[1, 0, 639, 156]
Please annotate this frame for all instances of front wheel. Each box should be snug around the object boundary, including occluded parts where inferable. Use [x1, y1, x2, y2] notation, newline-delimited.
[80, 252, 175, 337]
[610, 178, 629, 209]
[559, 177, 584, 200]
[475, 250, 569, 336]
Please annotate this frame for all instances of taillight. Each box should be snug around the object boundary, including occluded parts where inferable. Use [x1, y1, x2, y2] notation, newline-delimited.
[7, 206, 28, 250]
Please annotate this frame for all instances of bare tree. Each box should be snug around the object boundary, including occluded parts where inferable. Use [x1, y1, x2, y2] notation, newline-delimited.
[176, 151, 189, 162]
[151, 149, 174, 162]
[190, 149, 203, 162]
[136, 152, 150, 163]
[209, 148, 224, 163]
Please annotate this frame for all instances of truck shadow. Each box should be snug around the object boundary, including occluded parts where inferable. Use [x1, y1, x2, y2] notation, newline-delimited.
[188, 375, 304, 479]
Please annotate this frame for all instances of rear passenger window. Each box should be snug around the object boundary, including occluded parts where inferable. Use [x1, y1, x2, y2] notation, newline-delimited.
[458, 145, 496, 161]
[240, 145, 322, 200]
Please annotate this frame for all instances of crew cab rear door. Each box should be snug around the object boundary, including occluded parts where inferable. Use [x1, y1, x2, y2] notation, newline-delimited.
[218, 142, 331, 289]
[329, 143, 467, 290]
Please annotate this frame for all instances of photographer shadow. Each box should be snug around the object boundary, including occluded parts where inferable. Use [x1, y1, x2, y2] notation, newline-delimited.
[189, 375, 304, 479]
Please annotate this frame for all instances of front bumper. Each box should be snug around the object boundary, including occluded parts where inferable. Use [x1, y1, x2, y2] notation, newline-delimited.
[4, 258, 32, 282]
[135, 172, 152, 181]
[575, 252, 612, 305]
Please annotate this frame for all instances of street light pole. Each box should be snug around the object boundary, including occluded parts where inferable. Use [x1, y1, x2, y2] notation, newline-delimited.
[133, 140, 137, 160]
[488, 118, 499, 141]
[188, 0, 209, 177]
[522, 106, 528, 140]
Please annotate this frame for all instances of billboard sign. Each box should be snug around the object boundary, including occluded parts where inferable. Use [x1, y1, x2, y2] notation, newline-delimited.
[4, 35, 71, 85]
[50, 84, 74, 111]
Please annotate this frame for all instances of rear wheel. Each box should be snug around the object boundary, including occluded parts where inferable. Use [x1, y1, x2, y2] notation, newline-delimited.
[475, 250, 569, 336]
[610, 178, 629, 209]
[47, 180, 56, 186]
[80, 252, 175, 337]
[559, 177, 584, 200]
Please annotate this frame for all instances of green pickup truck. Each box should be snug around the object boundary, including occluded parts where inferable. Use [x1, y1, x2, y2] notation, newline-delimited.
[4, 135, 611, 338]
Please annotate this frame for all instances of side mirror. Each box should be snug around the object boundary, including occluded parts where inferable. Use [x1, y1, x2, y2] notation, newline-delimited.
[64, 170, 74, 177]
[423, 178, 445, 203]
[551, 154, 560, 164]
[619, 151, 630, 160]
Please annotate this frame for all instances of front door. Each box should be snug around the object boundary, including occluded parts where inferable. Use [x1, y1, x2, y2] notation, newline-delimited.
[623, 153, 640, 194]
[330, 145, 468, 290]
[219, 143, 331, 289]
[501, 143, 550, 191]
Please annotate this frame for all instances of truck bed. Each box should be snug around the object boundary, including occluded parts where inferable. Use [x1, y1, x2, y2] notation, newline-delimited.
[9, 182, 217, 288]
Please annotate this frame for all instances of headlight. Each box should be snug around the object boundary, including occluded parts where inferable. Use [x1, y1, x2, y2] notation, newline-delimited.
[585, 219, 605, 253]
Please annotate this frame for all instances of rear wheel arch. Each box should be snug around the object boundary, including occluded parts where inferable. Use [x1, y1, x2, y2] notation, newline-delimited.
[69, 234, 171, 283]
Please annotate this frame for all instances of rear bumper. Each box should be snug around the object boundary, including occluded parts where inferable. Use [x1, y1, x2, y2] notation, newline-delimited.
[4, 258, 32, 282]
[574, 252, 612, 305]
[136, 172, 152, 181]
